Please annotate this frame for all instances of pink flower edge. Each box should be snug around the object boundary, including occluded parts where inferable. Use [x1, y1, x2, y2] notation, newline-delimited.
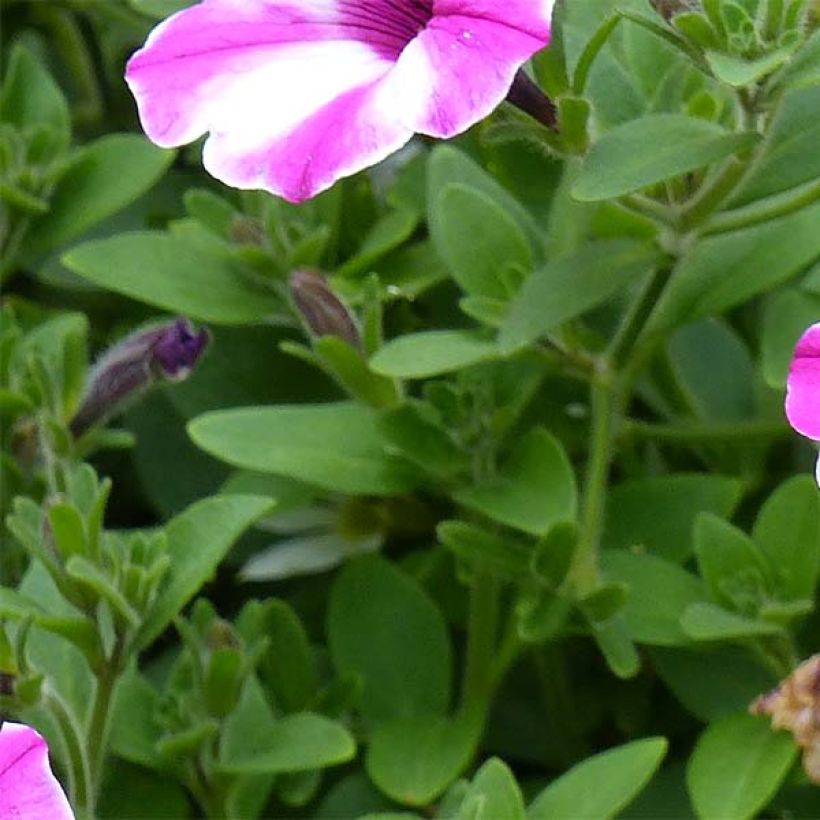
[786, 323, 820, 441]
[785, 322, 820, 488]
[125, 0, 554, 202]
[0, 722, 74, 820]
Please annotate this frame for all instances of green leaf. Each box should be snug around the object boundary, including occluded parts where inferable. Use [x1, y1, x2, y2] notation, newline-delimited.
[65, 556, 140, 627]
[377, 401, 469, 480]
[681, 602, 780, 641]
[367, 713, 481, 806]
[687, 713, 797, 819]
[338, 208, 418, 277]
[731, 83, 820, 205]
[761, 289, 820, 388]
[651, 647, 777, 722]
[46, 502, 87, 562]
[25, 136, 175, 259]
[573, 114, 757, 201]
[604, 474, 742, 562]
[64, 232, 282, 324]
[370, 331, 499, 379]
[499, 240, 657, 354]
[109, 667, 163, 769]
[454, 429, 577, 537]
[648, 201, 820, 333]
[602, 551, 708, 646]
[97, 760, 191, 820]
[189, 402, 420, 496]
[457, 758, 526, 820]
[220, 712, 355, 774]
[590, 618, 641, 679]
[314, 336, 399, 408]
[437, 520, 532, 579]
[0, 44, 70, 138]
[666, 319, 755, 422]
[137, 494, 272, 648]
[752, 476, 820, 601]
[528, 737, 668, 819]
[431, 184, 532, 299]
[328, 555, 452, 723]
[427, 145, 541, 254]
[532, 522, 578, 588]
[705, 46, 795, 87]
[237, 598, 318, 713]
[694, 514, 770, 612]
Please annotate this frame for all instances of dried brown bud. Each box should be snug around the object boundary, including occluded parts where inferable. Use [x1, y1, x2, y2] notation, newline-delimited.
[751, 653, 820, 783]
[650, 0, 698, 20]
[289, 269, 361, 350]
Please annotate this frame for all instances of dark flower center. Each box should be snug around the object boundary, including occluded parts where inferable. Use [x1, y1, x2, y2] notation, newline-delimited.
[337, 0, 435, 59]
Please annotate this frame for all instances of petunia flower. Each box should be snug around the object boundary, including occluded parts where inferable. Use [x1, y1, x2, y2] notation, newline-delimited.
[785, 322, 820, 485]
[0, 721, 74, 819]
[125, 0, 554, 203]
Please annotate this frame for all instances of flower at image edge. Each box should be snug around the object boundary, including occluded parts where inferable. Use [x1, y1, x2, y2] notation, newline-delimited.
[785, 322, 820, 486]
[125, 0, 554, 202]
[0, 721, 74, 820]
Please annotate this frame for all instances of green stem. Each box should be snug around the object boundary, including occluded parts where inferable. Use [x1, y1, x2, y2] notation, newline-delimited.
[460, 572, 500, 713]
[618, 194, 676, 228]
[85, 640, 125, 816]
[567, 374, 618, 597]
[623, 418, 788, 443]
[677, 158, 749, 232]
[703, 177, 820, 235]
[609, 266, 673, 370]
[490, 610, 524, 689]
[44, 689, 91, 817]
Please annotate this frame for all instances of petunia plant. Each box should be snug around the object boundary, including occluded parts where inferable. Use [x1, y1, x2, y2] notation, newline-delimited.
[3, 0, 820, 817]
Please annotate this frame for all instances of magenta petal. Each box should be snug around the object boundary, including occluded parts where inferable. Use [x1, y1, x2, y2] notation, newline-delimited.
[0, 722, 74, 820]
[394, 13, 549, 138]
[125, 0, 396, 147]
[786, 323, 820, 440]
[203, 76, 413, 202]
[434, 0, 554, 40]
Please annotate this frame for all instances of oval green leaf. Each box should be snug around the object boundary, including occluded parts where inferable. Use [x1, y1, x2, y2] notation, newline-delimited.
[687, 713, 797, 819]
[188, 402, 420, 496]
[573, 114, 757, 201]
[64, 232, 282, 324]
[528, 737, 668, 818]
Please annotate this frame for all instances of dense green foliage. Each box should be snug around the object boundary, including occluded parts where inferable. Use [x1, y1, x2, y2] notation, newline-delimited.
[2, 0, 820, 817]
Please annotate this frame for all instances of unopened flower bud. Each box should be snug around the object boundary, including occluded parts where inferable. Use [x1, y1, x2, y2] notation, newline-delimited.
[751, 653, 820, 784]
[506, 70, 557, 130]
[289, 269, 361, 349]
[70, 318, 209, 437]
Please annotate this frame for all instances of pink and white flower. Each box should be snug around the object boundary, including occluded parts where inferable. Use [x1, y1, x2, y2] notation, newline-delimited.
[125, 0, 554, 202]
[0, 721, 74, 819]
[785, 323, 820, 485]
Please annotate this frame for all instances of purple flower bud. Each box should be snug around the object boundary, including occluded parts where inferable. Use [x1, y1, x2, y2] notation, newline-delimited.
[506, 70, 557, 130]
[289, 269, 361, 350]
[70, 318, 209, 437]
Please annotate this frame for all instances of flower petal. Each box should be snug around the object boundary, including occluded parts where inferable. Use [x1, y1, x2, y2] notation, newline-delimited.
[126, 0, 422, 200]
[786, 323, 820, 440]
[203, 75, 413, 201]
[0, 722, 74, 820]
[434, 0, 554, 39]
[393, 12, 550, 138]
